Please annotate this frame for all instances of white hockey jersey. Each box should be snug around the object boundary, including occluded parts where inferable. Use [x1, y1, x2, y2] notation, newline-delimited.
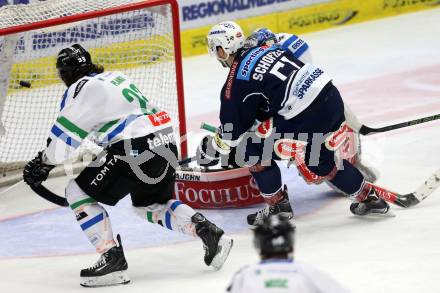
[227, 259, 351, 293]
[44, 71, 172, 164]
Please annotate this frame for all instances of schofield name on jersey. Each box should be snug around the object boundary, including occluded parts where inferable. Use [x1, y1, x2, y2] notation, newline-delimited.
[237, 46, 278, 81]
[293, 67, 324, 99]
[252, 49, 284, 81]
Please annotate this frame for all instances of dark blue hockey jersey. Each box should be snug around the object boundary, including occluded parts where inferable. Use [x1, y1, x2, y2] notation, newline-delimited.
[218, 44, 332, 148]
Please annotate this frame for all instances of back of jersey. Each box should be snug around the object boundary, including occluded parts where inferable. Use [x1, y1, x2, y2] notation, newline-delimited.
[227, 260, 350, 293]
[82, 71, 170, 145]
[46, 71, 173, 164]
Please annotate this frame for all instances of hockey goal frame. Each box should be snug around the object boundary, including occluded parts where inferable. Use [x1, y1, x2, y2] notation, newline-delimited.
[0, 0, 188, 159]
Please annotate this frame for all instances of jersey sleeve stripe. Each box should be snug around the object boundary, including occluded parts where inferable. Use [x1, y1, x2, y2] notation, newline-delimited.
[60, 90, 68, 111]
[97, 119, 120, 133]
[50, 125, 81, 148]
[281, 35, 299, 49]
[57, 116, 88, 139]
[293, 43, 309, 59]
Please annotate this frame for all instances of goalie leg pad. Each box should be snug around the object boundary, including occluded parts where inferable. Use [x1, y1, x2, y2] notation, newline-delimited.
[66, 179, 116, 253]
[133, 199, 198, 236]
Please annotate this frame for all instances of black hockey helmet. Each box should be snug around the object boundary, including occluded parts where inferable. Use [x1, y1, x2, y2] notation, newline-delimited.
[56, 44, 94, 86]
[253, 214, 295, 256]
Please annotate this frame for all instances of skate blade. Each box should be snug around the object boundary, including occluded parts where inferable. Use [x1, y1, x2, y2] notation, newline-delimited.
[354, 209, 396, 218]
[210, 236, 233, 271]
[249, 212, 294, 227]
[80, 270, 130, 288]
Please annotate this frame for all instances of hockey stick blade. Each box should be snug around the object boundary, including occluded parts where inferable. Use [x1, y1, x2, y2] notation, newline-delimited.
[401, 168, 440, 207]
[29, 183, 68, 207]
[359, 113, 440, 135]
[28, 155, 198, 207]
[380, 169, 440, 208]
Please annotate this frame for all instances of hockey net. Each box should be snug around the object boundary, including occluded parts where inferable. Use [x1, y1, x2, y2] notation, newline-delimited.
[0, 0, 187, 182]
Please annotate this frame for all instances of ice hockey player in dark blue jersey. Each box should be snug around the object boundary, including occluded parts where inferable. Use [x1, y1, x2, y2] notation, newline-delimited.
[197, 21, 390, 225]
[244, 28, 379, 187]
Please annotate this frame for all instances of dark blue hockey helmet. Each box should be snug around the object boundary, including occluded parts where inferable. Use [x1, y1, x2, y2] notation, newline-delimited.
[253, 214, 295, 256]
[244, 28, 277, 49]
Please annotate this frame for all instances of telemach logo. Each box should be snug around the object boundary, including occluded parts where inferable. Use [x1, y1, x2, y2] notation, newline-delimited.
[288, 10, 358, 29]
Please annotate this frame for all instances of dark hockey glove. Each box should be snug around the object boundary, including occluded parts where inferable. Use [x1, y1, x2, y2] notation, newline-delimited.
[23, 151, 55, 186]
[196, 135, 220, 167]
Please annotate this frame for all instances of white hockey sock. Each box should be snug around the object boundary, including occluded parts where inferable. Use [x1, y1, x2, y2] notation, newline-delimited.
[66, 180, 116, 253]
[133, 200, 197, 237]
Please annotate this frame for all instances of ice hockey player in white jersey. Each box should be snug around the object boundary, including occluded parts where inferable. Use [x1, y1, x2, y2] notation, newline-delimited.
[227, 214, 350, 293]
[22, 44, 233, 287]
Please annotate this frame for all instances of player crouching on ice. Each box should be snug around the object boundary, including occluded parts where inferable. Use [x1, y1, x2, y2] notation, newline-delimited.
[227, 214, 350, 292]
[198, 21, 390, 226]
[22, 44, 233, 287]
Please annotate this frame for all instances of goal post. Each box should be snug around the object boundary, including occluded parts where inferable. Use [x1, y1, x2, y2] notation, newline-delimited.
[0, 0, 188, 180]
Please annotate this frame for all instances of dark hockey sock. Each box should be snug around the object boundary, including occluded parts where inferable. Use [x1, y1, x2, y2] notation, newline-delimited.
[329, 160, 366, 199]
[250, 161, 283, 204]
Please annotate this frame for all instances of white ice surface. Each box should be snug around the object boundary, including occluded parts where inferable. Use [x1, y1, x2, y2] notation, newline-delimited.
[1, 8, 440, 293]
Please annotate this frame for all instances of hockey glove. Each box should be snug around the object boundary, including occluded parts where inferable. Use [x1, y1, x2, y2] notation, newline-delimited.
[23, 151, 55, 186]
[196, 136, 220, 167]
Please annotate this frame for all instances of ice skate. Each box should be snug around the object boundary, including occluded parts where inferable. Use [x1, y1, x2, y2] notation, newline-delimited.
[192, 213, 233, 271]
[80, 235, 130, 287]
[247, 186, 293, 226]
[350, 190, 390, 216]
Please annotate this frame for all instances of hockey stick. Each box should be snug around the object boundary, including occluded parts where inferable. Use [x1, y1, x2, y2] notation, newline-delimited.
[28, 156, 197, 207]
[30, 182, 69, 207]
[200, 121, 440, 208]
[375, 168, 440, 208]
[201, 113, 440, 137]
[359, 113, 440, 135]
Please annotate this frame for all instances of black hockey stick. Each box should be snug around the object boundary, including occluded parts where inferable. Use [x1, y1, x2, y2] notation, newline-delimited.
[29, 182, 69, 207]
[359, 113, 440, 135]
[29, 156, 197, 207]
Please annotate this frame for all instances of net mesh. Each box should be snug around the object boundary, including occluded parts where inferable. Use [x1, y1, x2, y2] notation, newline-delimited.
[0, 0, 182, 177]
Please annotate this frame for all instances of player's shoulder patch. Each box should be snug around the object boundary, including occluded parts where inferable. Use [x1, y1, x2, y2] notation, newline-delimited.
[72, 79, 89, 100]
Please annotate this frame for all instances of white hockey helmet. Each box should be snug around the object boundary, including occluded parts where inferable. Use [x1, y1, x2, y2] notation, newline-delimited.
[207, 21, 245, 62]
